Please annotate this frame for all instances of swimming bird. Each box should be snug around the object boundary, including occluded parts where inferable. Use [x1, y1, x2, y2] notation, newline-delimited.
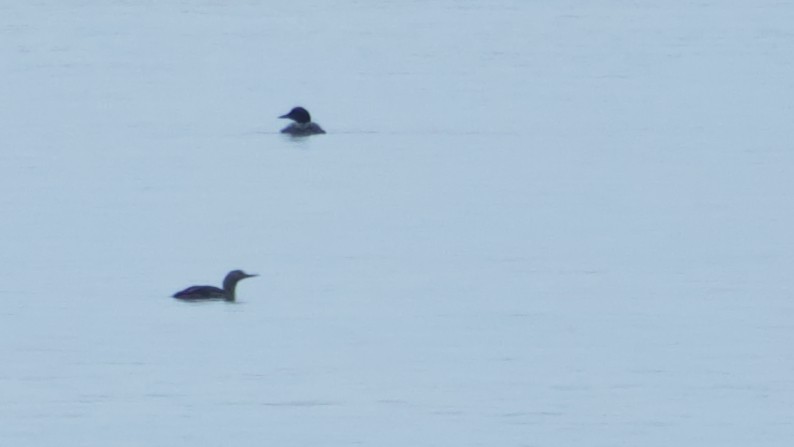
[172, 270, 257, 301]
[279, 106, 326, 136]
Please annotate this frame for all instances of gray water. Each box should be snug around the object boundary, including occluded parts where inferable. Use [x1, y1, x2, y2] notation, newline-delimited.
[1, 1, 793, 446]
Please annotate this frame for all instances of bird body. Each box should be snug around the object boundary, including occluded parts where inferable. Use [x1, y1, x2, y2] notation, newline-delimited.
[172, 285, 226, 300]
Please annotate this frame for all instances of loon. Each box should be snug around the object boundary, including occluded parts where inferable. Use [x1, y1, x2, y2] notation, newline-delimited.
[172, 270, 257, 301]
[279, 106, 326, 136]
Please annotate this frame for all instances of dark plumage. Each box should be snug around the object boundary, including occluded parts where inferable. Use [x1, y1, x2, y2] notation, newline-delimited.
[172, 270, 257, 301]
[279, 106, 326, 136]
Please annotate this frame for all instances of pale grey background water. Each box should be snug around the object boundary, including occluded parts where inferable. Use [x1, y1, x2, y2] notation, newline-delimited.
[1, 1, 793, 446]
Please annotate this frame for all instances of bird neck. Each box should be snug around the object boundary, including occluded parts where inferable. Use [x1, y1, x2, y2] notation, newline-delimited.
[222, 278, 239, 301]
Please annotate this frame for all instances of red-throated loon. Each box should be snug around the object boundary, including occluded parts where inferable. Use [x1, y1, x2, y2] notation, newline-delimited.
[172, 270, 257, 301]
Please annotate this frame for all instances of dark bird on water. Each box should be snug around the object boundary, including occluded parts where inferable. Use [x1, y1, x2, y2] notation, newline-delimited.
[172, 270, 257, 301]
[279, 106, 326, 136]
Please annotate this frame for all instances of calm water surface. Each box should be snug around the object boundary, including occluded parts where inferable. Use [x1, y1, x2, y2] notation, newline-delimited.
[1, 1, 793, 446]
